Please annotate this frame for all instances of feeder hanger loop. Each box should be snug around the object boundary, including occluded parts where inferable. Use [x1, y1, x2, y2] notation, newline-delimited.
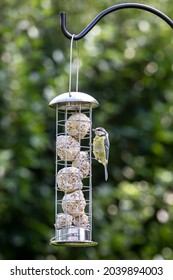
[60, 3, 173, 40]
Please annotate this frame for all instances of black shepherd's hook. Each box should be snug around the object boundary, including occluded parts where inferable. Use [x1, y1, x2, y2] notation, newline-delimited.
[60, 3, 173, 40]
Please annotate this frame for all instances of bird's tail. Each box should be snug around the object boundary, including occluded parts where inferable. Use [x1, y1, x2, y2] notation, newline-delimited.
[104, 164, 108, 181]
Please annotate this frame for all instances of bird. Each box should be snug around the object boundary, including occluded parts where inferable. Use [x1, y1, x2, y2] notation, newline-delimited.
[93, 127, 109, 181]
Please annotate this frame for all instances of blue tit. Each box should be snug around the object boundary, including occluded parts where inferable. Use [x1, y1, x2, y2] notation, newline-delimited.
[93, 127, 109, 181]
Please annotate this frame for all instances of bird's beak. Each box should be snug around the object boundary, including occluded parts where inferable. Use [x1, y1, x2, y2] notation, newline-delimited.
[92, 128, 96, 132]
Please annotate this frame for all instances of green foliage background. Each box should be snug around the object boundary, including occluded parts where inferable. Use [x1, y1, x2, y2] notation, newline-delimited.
[0, 0, 173, 260]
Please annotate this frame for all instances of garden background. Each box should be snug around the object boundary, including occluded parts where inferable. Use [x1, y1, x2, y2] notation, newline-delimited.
[0, 0, 173, 259]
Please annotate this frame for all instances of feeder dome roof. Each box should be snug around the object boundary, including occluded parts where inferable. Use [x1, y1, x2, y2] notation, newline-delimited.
[49, 91, 99, 110]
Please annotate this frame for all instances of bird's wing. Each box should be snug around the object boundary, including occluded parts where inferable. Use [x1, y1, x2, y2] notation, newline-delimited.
[104, 135, 109, 162]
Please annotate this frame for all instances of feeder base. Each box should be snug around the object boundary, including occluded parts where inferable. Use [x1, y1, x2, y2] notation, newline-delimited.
[50, 227, 97, 247]
[50, 240, 97, 247]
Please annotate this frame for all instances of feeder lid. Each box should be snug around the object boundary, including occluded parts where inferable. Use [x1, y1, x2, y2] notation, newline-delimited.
[49, 91, 99, 110]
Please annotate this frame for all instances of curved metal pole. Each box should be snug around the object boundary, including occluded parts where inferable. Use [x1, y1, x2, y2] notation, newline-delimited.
[60, 3, 173, 40]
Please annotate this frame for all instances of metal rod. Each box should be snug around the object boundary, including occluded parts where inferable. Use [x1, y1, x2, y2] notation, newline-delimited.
[60, 3, 173, 40]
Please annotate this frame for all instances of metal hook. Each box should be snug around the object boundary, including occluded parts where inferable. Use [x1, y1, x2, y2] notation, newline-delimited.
[60, 3, 173, 41]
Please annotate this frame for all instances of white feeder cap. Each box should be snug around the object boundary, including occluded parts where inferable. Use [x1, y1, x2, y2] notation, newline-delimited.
[49, 91, 99, 110]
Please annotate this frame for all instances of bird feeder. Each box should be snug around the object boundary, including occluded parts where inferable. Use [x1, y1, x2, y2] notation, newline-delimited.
[49, 91, 99, 247]
[48, 2, 173, 247]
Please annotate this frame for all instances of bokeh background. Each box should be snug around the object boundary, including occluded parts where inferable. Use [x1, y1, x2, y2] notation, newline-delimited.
[0, 0, 173, 260]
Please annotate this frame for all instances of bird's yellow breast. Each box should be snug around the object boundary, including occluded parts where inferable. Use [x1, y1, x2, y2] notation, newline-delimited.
[93, 135, 107, 165]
